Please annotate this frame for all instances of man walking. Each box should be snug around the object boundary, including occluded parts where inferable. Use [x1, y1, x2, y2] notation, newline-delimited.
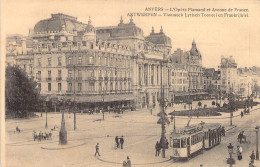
[95, 143, 101, 157]
[250, 151, 255, 163]
[120, 136, 124, 149]
[115, 136, 119, 148]
[171, 115, 173, 122]
[155, 141, 160, 156]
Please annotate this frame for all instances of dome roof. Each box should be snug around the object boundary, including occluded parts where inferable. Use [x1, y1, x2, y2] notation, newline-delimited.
[33, 13, 93, 33]
[190, 40, 201, 57]
[145, 33, 171, 45]
[145, 26, 171, 46]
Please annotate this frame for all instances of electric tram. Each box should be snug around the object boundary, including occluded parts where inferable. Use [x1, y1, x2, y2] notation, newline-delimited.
[169, 123, 222, 160]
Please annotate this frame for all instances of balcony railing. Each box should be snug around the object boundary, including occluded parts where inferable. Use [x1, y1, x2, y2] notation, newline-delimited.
[56, 77, 62, 81]
[46, 77, 52, 81]
[66, 77, 73, 81]
[104, 76, 109, 80]
[87, 76, 96, 81]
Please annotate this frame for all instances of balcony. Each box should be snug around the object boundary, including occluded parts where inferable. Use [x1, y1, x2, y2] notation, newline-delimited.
[110, 77, 114, 81]
[124, 77, 127, 81]
[104, 76, 109, 80]
[67, 77, 73, 81]
[128, 78, 132, 81]
[98, 77, 103, 81]
[56, 77, 62, 81]
[87, 76, 96, 81]
[46, 77, 52, 81]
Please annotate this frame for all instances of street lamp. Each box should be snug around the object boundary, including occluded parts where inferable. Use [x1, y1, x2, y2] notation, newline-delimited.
[59, 99, 67, 145]
[227, 143, 235, 166]
[157, 61, 170, 158]
[256, 126, 259, 160]
[44, 101, 48, 129]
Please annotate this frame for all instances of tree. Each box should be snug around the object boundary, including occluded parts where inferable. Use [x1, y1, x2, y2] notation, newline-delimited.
[5, 65, 40, 118]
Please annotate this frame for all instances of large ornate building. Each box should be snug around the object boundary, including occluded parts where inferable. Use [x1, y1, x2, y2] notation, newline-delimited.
[96, 16, 172, 108]
[6, 13, 173, 110]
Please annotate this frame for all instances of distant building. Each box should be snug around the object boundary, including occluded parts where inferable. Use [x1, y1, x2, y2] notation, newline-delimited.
[169, 63, 189, 103]
[220, 56, 239, 95]
[170, 42, 206, 101]
[202, 68, 215, 90]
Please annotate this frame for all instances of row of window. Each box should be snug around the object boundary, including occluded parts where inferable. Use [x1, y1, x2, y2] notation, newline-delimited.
[67, 55, 130, 67]
[172, 72, 188, 77]
[67, 82, 131, 92]
[41, 81, 132, 92]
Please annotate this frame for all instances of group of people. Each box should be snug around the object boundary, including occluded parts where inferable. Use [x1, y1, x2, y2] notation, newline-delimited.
[15, 126, 21, 133]
[115, 136, 125, 149]
[155, 138, 169, 157]
[33, 130, 52, 141]
[237, 131, 246, 144]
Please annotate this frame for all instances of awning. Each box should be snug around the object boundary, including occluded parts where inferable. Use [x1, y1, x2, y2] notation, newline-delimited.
[174, 92, 208, 96]
[64, 94, 136, 103]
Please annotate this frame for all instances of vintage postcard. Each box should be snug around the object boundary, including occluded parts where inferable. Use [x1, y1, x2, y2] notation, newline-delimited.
[1, 0, 260, 167]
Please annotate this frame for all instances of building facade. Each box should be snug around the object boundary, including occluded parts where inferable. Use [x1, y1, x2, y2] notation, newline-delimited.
[97, 17, 172, 108]
[220, 56, 239, 95]
[6, 13, 175, 110]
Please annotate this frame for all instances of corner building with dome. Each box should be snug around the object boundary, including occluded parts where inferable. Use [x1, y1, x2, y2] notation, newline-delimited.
[5, 13, 206, 110]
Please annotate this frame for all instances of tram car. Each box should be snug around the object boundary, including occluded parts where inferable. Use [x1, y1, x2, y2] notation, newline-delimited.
[169, 123, 222, 160]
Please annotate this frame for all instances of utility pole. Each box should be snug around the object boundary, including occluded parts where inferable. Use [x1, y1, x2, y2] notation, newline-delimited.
[73, 65, 76, 130]
[173, 110, 176, 130]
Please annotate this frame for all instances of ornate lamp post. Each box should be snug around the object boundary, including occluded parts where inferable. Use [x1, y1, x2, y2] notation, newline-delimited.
[157, 62, 170, 158]
[256, 126, 259, 160]
[227, 143, 235, 166]
[72, 103, 77, 130]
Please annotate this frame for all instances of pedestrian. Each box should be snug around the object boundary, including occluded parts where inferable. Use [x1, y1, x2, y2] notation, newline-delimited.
[250, 151, 255, 163]
[94, 143, 101, 156]
[120, 136, 124, 149]
[126, 156, 131, 167]
[155, 141, 160, 156]
[171, 115, 173, 122]
[123, 161, 127, 167]
[115, 136, 119, 148]
[237, 146, 242, 160]
[222, 127, 225, 136]
[241, 111, 244, 118]
[239, 146, 243, 160]
[150, 108, 153, 115]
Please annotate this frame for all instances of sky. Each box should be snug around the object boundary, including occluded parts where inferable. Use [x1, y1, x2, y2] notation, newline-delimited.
[1, 0, 260, 69]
